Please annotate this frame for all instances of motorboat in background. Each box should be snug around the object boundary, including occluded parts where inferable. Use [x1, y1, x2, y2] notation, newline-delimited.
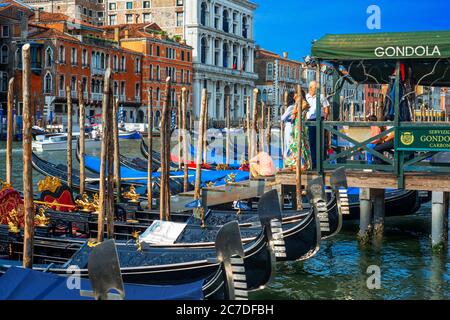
[32, 133, 100, 152]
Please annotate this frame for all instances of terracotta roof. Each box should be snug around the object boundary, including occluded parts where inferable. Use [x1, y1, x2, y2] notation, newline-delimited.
[28, 27, 80, 42]
[33, 11, 101, 30]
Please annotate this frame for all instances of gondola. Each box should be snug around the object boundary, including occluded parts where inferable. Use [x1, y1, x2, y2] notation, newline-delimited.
[0, 190, 286, 293]
[0, 221, 263, 300]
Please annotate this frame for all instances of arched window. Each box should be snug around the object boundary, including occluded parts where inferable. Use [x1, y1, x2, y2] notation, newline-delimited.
[149, 64, 153, 79]
[45, 47, 53, 67]
[44, 72, 52, 94]
[91, 50, 96, 68]
[223, 42, 229, 68]
[223, 9, 229, 32]
[58, 45, 65, 63]
[156, 87, 161, 101]
[156, 65, 160, 80]
[242, 48, 248, 72]
[120, 56, 126, 71]
[200, 37, 207, 64]
[1, 45, 8, 64]
[135, 57, 141, 73]
[262, 89, 267, 102]
[113, 55, 118, 70]
[100, 52, 105, 69]
[266, 63, 273, 80]
[1, 72, 8, 91]
[242, 16, 248, 38]
[200, 2, 207, 26]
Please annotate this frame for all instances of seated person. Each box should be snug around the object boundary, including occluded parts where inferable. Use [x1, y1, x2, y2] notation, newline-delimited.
[249, 152, 276, 178]
[373, 125, 395, 164]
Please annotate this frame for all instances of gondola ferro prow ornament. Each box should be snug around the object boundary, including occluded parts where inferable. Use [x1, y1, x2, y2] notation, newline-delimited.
[330, 167, 350, 216]
[37, 176, 62, 193]
[7, 209, 20, 233]
[307, 177, 326, 244]
[257, 189, 286, 262]
[80, 239, 125, 300]
[215, 221, 247, 300]
[75, 193, 94, 212]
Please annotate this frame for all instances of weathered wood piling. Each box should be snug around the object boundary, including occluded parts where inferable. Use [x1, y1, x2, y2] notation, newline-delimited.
[21, 44, 34, 268]
[147, 89, 153, 208]
[6, 77, 14, 185]
[160, 77, 171, 220]
[194, 88, 207, 201]
[78, 80, 86, 195]
[66, 85, 73, 189]
[182, 87, 189, 192]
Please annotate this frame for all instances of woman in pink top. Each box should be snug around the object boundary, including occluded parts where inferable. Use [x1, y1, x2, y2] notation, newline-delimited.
[249, 152, 276, 178]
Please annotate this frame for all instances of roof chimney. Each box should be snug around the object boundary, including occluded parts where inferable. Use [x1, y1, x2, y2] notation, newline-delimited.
[283, 52, 288, 59]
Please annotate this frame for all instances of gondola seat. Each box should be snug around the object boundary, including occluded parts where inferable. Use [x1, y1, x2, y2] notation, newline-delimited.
[0, 186, 24, 227]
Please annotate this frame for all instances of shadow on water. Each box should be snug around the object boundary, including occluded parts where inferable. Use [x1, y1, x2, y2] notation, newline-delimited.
[0, 141, 448, 300]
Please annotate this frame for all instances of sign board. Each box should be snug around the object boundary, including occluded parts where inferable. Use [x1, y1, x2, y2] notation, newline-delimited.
[396, 127, 450, 152]
[139, 220, 187, 245]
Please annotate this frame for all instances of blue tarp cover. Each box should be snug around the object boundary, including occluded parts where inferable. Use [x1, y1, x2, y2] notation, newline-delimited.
[0, 267, 204, 300]
[84, 154, 250, 187]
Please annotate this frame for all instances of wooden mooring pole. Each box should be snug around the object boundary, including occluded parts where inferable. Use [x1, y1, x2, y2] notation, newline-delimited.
[147, 89, 153, 208]
[6, 77, 14, 184]
[113, 98, 121, 202]
[160, 77, 171, 220]
[66, 85, 73, 189]
[225, 94, 231, 166]
[107, 93, 115, 239]
[177, 95, 182, 170]
[295, 85, 303, 210]
[22, 44, 34, 268]
[78, 80, 86, 195]
[194, 89, 207, 201]
[97, 68, 112, 242]
[181, 87, 189, 192]
[246, 96, 251, 160]
[251, 88, 259, 159]
[259, 100, 265, 153]
[203, 101, 208, 165]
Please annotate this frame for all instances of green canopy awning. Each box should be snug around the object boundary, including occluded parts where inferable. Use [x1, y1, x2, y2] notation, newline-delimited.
[312, 31, 450, 61]
[311, 31, 450, 86]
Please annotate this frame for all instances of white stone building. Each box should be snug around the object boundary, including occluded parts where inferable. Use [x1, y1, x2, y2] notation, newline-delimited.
[184, 0, 258, 121]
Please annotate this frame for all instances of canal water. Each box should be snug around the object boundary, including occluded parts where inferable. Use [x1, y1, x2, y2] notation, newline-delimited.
[0, 140, 448, 300]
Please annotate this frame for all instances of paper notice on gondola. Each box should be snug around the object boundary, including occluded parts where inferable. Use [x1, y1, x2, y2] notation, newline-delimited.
[139, 220, 187, 245]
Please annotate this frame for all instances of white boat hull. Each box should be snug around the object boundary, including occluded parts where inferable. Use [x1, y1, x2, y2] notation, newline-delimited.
[32, 139, 100, 152]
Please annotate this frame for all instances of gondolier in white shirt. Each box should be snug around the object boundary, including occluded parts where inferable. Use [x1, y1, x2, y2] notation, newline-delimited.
[280, 92, 296, 157]
[305, 80, 330, 168]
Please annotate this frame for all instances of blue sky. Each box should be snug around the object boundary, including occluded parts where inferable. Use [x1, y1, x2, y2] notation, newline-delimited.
[254, 0, 450, 61]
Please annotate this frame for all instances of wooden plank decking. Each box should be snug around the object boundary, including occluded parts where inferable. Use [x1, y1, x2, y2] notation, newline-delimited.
[275, 169, 450, 192]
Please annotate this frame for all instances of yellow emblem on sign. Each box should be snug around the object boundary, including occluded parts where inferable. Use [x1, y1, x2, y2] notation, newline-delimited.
[400, 132, 414, 146]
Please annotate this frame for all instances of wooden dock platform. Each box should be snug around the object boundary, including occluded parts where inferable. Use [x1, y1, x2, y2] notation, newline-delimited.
[275, 169, 450, 192]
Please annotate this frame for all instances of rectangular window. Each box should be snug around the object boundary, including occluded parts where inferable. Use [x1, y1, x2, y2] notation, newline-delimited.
[143, 13, 151, 23]
[97, 12, 103, 18]
[176, 12, 183, 26]
[143, 1, 151, 8]
[126, 14, 133, 23]
[109, 3, 116, 10]
[126, 2, 133, 9]
[156, 46, 160, 57]
[2, 26, 10, 38]
[176, 0, 183, 5]
[109, 15, 117, 25]
[71, 48, 77, 65]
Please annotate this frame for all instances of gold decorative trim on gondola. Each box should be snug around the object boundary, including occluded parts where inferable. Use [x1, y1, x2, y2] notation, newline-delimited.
[225, 173, 236, 185]
[0, 180, 12, 192]
[216, 164, 229, 171]
[75, 193, 99, 213]
[123, 185, 139, 203]
[37, 176, 62, 193]
[7, 209, 20, 233]
[35, 207, 49, 227]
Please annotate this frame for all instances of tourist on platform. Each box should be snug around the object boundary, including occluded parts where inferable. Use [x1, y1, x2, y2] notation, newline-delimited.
[366, 114, 383, 164]
[281, 92, 296, 158]
[306, 80, 330, 168]
[285, 90, 311, 170]
[249, 151, 276, 178]
[373, 123, 395, 165]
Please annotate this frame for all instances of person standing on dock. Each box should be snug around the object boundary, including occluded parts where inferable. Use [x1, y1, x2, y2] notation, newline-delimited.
[281, 92, 296, 158]
[305, 80, 330, 168]
[285, 90, 311, 170]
